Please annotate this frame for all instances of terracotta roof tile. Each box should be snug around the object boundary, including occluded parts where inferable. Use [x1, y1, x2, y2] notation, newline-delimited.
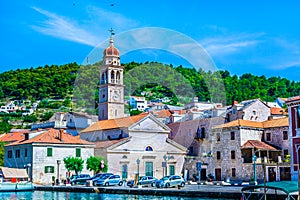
[80, 113, 148, 133]
[0, 132, 25, 143]
[241, 140, 277, 150]
[270, 107, 287, 115]
[286, 95, 300, 103]
[213, 119, 263, 129]
[152, 110, 172, 118]
[6, 129, 93, 146]
[213, 117, 289, 129]
[262, 117, 288, 128]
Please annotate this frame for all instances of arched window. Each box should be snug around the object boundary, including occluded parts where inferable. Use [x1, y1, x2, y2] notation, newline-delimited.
[145, 146, 153, 151]
[116, 71, 120, 82]
[111, 71, 115, 83]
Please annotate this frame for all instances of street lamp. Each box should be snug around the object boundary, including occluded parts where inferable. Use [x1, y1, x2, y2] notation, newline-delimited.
[57, 160, 61, 185]
[24, 163, 32, 182]
[136, 158, 140, 185]
[100, 160, 105, 172]
[252, 154, 257, 185]
[163, 154, 171, 176]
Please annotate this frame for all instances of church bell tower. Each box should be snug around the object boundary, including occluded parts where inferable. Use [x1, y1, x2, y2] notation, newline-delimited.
[98, 29, 124, 120]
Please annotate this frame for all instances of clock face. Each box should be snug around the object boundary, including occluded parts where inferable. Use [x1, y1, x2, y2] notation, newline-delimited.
[112, 91, 120, 101]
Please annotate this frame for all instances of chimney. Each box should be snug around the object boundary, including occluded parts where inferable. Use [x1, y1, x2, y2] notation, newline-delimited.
[268, 116, 273, 120]
[59, 129, 64, 141]
[232, 100, 238, 106]
[24, 133, 29, 140]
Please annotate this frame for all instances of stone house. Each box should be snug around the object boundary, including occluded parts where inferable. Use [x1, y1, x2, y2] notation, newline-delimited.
[4, 129, 94, 185]
[80, 113, 187, 180]
[226, 99, 271, 122]
[286, 95, 300, 180]
[211, 117, 290, 182]
[167, 116, 225, 180]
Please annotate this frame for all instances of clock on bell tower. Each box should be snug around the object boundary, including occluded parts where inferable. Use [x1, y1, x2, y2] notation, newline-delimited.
[98, 29, 124, 120]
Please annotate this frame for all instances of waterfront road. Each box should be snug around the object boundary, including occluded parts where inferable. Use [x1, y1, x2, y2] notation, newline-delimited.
[35, 183, 291, 199]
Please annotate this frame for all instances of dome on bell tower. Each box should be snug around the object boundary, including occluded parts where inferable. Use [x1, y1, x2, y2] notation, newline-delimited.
[103, 35, 120, 57]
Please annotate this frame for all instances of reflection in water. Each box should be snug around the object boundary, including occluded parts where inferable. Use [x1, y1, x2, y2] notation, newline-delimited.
[0, 191, 231, 200]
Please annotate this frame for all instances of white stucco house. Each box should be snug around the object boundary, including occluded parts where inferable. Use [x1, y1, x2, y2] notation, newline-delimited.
[80, 113, 187, 180]
[4, 129, 94, 185]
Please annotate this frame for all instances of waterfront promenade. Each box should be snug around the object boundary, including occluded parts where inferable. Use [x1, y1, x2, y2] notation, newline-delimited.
[35, 183, 292, 200]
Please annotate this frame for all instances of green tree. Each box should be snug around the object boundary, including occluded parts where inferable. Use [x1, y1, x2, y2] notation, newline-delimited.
[86, 156, 108, 174]
[0, 141, 5, 166]
[0, 122, 11, 133]
[40, 111, 54, 122]
[63, 156, 84, 175]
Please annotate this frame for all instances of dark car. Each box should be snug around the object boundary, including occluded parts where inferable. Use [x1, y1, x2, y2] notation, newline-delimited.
[155, 175, 185, 188]
[127, 176, 157, 187]
[70, 174, 91, 185]
[91, 173, 113, 186]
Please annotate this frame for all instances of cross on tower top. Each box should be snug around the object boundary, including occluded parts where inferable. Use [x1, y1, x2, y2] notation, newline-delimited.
[108, 28, 115, 36]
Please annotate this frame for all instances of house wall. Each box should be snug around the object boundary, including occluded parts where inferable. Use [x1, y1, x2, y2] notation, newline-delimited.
[4, 144, 94, 185]
[80, 129, 127, 142]
[210, 128, 263, 181]
[264, 127, 290, 156]
[229, 100, 270, 122]
[243, 101, 270, 122]
[240, 129, 263, 146]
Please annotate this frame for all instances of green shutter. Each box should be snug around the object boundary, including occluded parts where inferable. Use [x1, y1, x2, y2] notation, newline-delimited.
[47, 148, 53, 157]
[76, 148, 81, 157]
[169, 165, 175, 176]
[145, 162, 153, 176]
[45, 166, 54, 173]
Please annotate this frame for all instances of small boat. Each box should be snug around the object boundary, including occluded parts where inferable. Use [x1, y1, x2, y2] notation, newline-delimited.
[0, 167, 34, 191]
[241, 181, 298, 200]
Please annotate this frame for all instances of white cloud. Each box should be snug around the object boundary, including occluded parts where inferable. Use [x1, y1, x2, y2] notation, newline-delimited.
[30, 6, 139, 47]
[31, 7, 99, 46]
[200, 33, 264, 56]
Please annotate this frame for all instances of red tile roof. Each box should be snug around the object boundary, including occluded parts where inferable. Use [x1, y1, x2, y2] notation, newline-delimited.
[0, 132, 26, 143]
[213, 117, 288, 129]
[263, 117, 288, 128]
[152, 109, 172, 118]
[270, 107, 287, 115]
[241, 140, 277, 150]
[213, 119, 263, 129]
[80, 113, 148, 133]
[6, 129, 93, 146]
[286, 95, 300, 103]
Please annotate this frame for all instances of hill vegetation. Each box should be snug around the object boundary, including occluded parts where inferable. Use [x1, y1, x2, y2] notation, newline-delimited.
[0, 62, 299, 107]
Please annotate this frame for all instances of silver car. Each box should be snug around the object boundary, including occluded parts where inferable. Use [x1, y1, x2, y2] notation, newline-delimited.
[155, 175, 185, 188]
[95, 174, 123, 186]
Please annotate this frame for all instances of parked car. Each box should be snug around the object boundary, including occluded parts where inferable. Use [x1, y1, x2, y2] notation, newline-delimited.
[155, 175, 185, 188]
[70, 174, 91, 185]
[91, 173, 113, 186]
[127, 176, 157, 187]
[94, 174, 123, 186]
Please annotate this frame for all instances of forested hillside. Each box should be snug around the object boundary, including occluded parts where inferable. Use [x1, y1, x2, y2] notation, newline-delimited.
[0, 62, 299, 105]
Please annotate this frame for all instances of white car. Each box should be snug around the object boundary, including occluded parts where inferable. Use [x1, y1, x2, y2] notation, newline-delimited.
[155, 175, 185, 188]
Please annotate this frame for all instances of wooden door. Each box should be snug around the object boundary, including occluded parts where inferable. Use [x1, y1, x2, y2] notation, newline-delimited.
[215, 168, 221, 181]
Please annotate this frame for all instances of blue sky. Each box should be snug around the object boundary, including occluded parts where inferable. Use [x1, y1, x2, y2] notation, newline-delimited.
[1, 1, 300, 81]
